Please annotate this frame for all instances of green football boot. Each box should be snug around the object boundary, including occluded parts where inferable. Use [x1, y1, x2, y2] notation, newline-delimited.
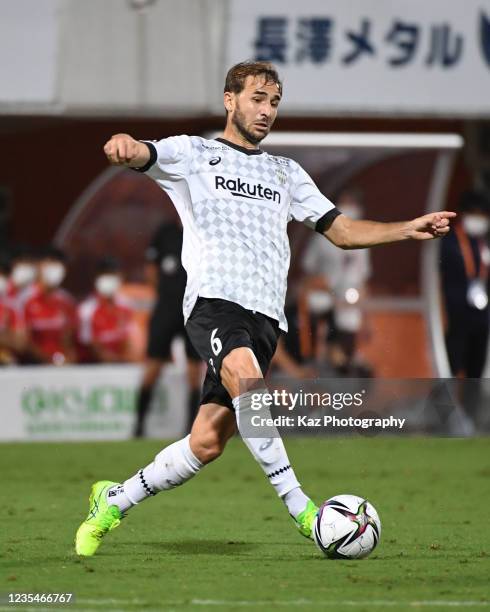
[75, 480, 123, 556]
[294, 499, 319, 540]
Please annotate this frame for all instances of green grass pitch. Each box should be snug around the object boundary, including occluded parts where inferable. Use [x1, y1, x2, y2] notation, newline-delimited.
[1, 437, 489, 611]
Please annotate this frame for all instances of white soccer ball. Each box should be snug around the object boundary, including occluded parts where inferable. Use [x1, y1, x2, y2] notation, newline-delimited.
[313, 494, 381, 560]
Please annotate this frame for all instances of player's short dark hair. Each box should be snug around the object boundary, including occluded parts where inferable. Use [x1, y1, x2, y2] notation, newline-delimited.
[224, 61, 282, 96]
[459, 189, 490, 214]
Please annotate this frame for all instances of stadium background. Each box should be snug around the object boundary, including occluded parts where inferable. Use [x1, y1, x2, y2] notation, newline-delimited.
[1, 2, 490, 609]
[1, 0, 489, 438]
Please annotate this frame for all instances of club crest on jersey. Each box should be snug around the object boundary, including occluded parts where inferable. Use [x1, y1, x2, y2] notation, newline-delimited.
[275, 168, 287, 185]
[215, 176, 281, 203]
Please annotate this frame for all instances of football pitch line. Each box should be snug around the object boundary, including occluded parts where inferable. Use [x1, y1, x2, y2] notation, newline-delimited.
[189, 601, 490, 608]
[2, 599, 488, 610]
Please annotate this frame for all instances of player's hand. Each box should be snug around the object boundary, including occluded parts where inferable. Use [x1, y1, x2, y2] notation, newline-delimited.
[408, 211, 457, 241]
[103, 133, 146, 166]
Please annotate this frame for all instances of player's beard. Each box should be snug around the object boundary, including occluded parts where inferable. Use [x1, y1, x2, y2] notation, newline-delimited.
[232, 105, 269, 146]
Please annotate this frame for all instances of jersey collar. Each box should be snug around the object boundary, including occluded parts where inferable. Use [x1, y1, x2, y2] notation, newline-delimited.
[215, 138, 264, 156]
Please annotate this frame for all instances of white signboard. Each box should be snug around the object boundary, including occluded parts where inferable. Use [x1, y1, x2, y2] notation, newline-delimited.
[0, 364, 187, 441]
[226, 0, 490, 116]
[0, 0, 59, 105]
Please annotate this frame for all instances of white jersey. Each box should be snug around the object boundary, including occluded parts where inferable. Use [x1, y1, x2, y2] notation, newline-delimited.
[138, 136, 337, 331]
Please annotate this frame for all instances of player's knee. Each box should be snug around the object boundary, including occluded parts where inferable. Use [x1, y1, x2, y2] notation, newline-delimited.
[221, 348, 261, 391]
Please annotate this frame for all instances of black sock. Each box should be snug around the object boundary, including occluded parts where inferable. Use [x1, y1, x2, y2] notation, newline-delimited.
[134, 386, 153, 437]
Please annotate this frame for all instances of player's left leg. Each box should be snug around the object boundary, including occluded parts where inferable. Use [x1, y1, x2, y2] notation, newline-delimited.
[220, 347, 318, 539]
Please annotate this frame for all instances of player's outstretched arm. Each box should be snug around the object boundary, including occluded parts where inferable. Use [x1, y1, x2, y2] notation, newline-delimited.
[103, 133, 150, 168]
[324, 211, 457, 249]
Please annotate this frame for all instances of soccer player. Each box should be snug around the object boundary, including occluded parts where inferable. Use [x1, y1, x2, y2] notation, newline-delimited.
[75, 61, 455, 556]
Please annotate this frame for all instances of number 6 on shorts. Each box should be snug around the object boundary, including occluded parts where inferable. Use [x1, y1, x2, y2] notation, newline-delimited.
[210, 328, 222, 356]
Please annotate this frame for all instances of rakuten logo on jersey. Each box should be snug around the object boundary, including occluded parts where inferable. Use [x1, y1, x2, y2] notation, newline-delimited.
[215, 176, 281, 204]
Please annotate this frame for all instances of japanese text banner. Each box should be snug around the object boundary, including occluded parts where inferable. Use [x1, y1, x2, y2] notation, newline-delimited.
[226, 0, 490, 116]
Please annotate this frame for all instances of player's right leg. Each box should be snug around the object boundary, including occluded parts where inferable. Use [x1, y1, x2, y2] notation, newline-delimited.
[75, 403, 236, 556]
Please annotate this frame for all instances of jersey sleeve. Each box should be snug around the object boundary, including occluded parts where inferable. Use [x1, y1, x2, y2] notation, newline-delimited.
[290, 164, 341, 232]
[135, 135, 192, 180]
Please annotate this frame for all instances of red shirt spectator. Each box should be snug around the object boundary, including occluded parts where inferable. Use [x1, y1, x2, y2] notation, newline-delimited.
[24, 286, 77, 364]
[0, 256, 25, 363]
[0, 299, 21, 364]
[78, 294, 132, 362]
[23, 246, 77, 365]
[0, 300, 20, 331]
[7, 258, 37, 328]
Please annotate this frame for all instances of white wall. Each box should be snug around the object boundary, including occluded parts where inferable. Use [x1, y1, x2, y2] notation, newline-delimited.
[0, 0, 59, 109]
[0, 0, 227, 116]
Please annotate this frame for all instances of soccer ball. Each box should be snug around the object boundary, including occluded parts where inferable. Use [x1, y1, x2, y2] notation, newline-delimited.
[313, 494, 381, 560]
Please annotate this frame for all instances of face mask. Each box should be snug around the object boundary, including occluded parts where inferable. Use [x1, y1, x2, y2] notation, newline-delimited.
[338, 204, 362, 220]
[11, 263, 36, 287]
[462, 214, 489, 237]
[95, 274, 121, 297]
[41, 263, 65, 287]
[0, 275, 8, 295]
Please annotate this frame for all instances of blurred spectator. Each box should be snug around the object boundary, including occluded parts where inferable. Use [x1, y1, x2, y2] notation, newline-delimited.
[77, 257, 133, 363]
[0, 254, 24, 364]
[440, 189, 490, 421]
[301, 188, 372, 376]
[7, 244, 38, 321]
[133, 221, 202, 437]
[0, 255, 9, 299]
[23, 246, 77, 365]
